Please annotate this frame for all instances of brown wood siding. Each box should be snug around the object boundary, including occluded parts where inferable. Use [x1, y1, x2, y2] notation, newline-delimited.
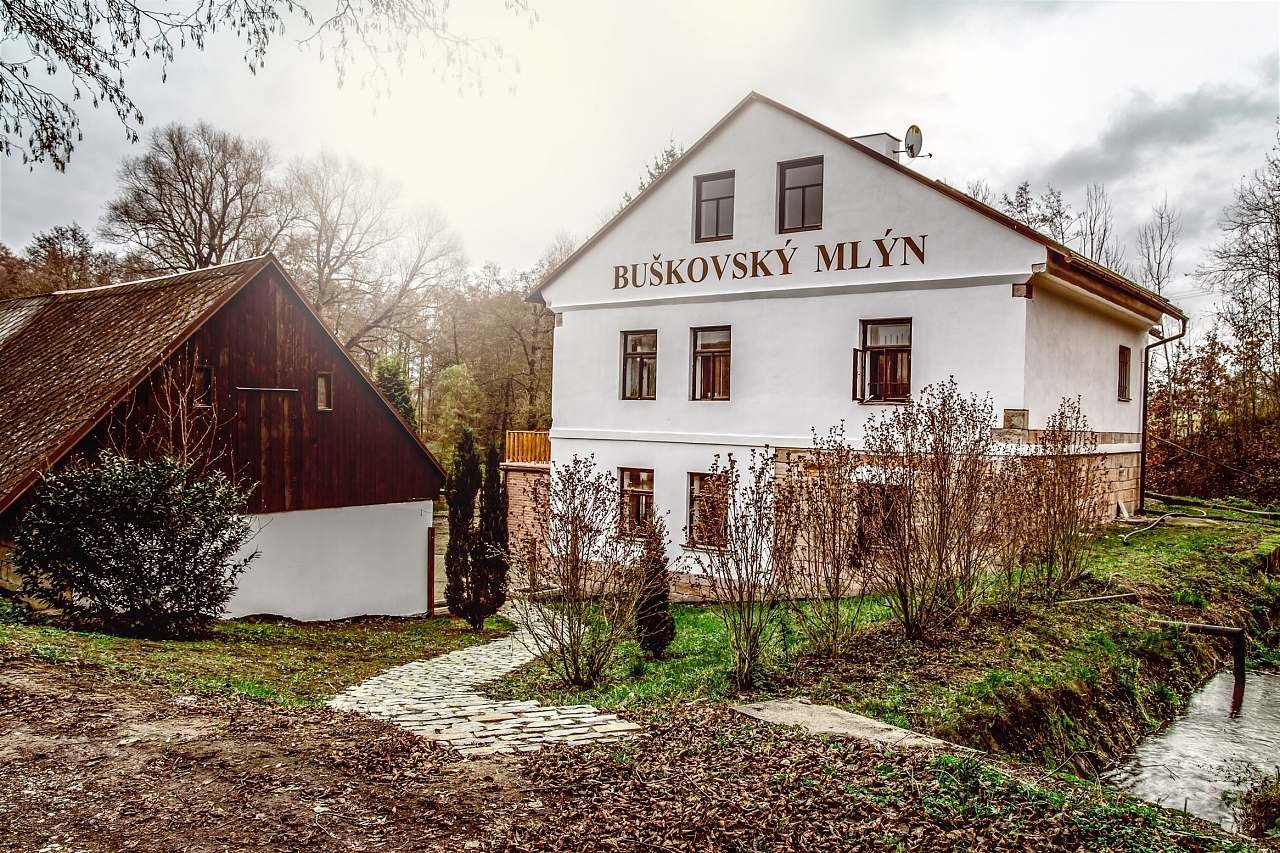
[70, 267, 441, 514]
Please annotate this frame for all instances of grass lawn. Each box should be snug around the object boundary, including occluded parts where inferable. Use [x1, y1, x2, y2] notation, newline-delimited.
[489, 518, 1280, 770]
[0, 602, 511, 705]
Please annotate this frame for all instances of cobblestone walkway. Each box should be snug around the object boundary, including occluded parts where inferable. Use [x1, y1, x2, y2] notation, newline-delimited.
[328, 613, 641, 756]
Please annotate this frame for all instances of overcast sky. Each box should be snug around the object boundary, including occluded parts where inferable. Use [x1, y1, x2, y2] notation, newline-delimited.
[1, 0, 1277, 327]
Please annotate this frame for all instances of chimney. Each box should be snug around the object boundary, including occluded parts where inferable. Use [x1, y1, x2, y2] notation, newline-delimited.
[851, 133, 901, 162]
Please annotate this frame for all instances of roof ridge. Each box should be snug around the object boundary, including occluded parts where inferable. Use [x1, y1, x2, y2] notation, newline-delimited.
[50, 254, 271, 297]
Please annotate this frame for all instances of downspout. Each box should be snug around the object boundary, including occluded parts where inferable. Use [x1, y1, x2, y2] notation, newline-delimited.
[1138, 314, 1188, 514]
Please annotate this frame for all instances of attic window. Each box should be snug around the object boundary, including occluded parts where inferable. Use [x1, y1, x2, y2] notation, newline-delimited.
[192, 366, 213, 408]
[778, 156, 824, 232]
[317, 371, 333, 411]
[694, 171, 735, 241]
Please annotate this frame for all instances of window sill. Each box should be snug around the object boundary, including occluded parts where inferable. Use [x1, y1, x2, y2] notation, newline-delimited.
[857, 399, 911, 406]
[1118, 396, 1132, 403]
[684, 542, 728, 553]
[621, 397, 656, 402]
[779, 224, 822, 235]
[694, 234, 733, 244]
[691, 397, 732, 403]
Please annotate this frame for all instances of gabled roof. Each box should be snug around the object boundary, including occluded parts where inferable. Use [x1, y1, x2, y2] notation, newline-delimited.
[0, 255, 445, 515]
[529, 91, 1185, 323]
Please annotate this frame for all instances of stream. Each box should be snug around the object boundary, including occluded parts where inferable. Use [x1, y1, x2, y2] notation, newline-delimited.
[1104, 670, 1280, 831]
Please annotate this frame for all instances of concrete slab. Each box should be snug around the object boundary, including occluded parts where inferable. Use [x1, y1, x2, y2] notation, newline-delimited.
[732, 699, 973, 753]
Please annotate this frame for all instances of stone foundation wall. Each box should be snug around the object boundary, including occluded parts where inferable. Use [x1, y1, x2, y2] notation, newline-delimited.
[1098, 451, 1141, 518]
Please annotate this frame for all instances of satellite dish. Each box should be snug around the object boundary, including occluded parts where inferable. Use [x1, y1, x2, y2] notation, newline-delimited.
[904, 125, 924, 158]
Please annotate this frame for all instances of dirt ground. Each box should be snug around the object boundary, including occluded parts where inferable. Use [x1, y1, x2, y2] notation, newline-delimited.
[0, 658, 530, 852]
[1, 656, 1258, 852]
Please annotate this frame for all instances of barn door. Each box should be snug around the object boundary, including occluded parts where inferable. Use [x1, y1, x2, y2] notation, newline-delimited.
[238, 387, 302, 512]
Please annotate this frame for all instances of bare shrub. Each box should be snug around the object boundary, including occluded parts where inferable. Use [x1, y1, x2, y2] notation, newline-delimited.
[507, 455, 639, 688]
[1018, 397, 1107, 598]
[688, 449, 797, 689]
[777, 424, 873, 657]
[860, 379, 1013, 640]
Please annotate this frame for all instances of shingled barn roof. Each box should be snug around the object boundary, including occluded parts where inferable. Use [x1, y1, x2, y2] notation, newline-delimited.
[0, 257, 273, 513]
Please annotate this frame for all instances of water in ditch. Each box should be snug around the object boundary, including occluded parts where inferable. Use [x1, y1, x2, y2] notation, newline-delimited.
[1103, 669, 1280, 831]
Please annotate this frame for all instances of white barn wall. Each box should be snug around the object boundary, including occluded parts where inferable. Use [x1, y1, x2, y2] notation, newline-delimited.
[226, 500, 433, 621]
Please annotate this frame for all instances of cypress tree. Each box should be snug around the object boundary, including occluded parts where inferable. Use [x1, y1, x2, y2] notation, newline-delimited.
[444, 428, 482, 627]
[470, 445, 510, 625]
[635, 515, 676, 659]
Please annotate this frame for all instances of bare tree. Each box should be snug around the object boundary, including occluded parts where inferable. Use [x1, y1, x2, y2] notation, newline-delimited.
[508, 455, 640, 688]
[1017, 398, 1106, 598]
[860, 379, 1011, 640]
[687, 449, 796, 689]
[964, 178, 996, 206]
[1000, 181, 1073, 243]
[1, 0, 531, 169]
[100, 123, 292, 273]
[1199, 136, 1280, 394]
[282, 153, 464, 360]
[1074, 183, 1129, 275]
[776, 424, 872, 657]
[1137, 196, 1183, 412]
[109, 343, 235, 477]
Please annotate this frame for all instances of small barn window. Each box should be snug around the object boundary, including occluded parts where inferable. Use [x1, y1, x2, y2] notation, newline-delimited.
[192, 366, 213, 408]
[316, 371, 334, 411]
[1118, 345, 1132, 402]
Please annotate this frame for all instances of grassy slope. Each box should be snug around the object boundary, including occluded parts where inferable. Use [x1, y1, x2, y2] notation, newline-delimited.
[490, 520, 1280, 771]
[0, 605, 511, 704]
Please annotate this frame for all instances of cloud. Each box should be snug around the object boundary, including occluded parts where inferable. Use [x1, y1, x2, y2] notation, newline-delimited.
[1041, 59, 1278, 189]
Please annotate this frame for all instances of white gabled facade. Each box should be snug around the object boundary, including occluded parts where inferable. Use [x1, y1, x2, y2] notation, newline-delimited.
[530, 93, 1182, 560]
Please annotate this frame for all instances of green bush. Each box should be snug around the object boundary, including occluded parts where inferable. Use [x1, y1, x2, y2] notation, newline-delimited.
[14, 452, 257, 637]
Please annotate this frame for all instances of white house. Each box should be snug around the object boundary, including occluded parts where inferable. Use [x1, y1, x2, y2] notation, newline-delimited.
[519, 92, 1185, 561]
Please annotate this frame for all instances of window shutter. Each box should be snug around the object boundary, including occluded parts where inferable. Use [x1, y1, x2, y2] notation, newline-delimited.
[852, 347, 864, 402]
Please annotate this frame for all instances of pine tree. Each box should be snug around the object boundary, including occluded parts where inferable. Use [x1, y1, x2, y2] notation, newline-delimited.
[470, 445, 509, 625]
[373, 355, 416, 426]
[444, 428, 482, 628]
[634, 515, 675, 660]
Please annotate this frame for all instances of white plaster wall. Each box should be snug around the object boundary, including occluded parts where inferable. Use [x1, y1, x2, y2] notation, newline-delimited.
[551, 436, 757, 564]
[538, 97, 1047, 312]
[225, 500, 433, 621]
[1023, 280, 1151, 434]
[551, 280, 1028, 449]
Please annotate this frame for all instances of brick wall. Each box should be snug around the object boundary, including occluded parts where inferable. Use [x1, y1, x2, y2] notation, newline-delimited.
[502, 463, 549, 552]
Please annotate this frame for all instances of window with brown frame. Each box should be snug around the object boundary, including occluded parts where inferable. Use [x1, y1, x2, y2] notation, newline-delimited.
[192, 366, 213, 408]
[316, 371, 334, 411]
[778, 156, 823, 232]
[1118, 345, 1132, 402]
[621, 330, 657, 400]
[691, 326, 731, 401]
[694, 171, 735, 241]
[619, 468, 654, 534]
[854, 320, 912, 403]
[687, 472, 727, 548]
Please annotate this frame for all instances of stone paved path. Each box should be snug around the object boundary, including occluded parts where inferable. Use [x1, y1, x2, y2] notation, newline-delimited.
[328, 611, 641, 756]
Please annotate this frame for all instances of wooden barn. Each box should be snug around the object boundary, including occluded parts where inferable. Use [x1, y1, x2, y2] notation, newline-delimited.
[0, 255, 445, 621]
